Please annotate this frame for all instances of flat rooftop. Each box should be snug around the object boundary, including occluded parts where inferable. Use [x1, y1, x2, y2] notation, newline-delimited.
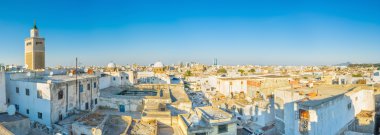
[103, 115, 131, 135]
[127, 119, 157, 135]
[0, 113, 28, 123]
[282, 85, 358, 107]
[100, 86, 156, 99]
[76, 113, 106, 127]
[198, 106, 232, 120]
[218, 74, 290, 80]
[11, 74, 97, 83]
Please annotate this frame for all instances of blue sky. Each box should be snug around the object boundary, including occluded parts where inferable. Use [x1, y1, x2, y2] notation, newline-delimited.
[1, 0, 380, 66]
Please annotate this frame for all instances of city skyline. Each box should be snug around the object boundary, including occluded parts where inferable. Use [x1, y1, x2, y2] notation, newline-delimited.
[1, 0, 380, 66]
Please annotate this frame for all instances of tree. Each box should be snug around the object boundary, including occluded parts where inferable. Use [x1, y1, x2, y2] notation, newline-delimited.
[248, 68, 255, 73]
[217, 68, 227, 74]
[184, 70, 192, 77]
[238, 69, 245, 75]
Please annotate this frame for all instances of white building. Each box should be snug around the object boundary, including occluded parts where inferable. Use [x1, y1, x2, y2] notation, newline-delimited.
[275, 85, 375, 135]
[178, 106, 237, 135]
[137, 71, 171, 84]
[6, 73, 99, 127]
[0, 71, 6, 112]
[98, 71, 136, 89]
[216, 75, 291, 98]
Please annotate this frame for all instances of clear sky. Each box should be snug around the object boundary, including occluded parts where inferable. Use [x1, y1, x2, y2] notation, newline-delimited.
[1, 0, 380, 66]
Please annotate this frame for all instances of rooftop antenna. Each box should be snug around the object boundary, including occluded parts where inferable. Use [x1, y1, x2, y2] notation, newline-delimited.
[76, 57, 81, 110]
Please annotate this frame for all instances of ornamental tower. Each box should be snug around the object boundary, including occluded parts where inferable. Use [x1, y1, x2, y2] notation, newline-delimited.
[25, 21, 45, 70]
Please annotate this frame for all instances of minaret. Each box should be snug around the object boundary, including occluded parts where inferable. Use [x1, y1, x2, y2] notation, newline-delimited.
[25, 21, 45, 70]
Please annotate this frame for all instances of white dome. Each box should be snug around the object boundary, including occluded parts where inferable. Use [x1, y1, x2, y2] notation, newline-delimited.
[153, 61, 164, 68]
[107, 62, 116, 68]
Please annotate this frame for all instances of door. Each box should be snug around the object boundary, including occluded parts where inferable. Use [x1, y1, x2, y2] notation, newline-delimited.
[119, 105, 125, 112]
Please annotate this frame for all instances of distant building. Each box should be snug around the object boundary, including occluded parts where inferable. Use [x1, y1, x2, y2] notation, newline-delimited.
[153, 61, 165, 74]
[6, 73, 99, 127]
[373, 70, 380, 83]
[216, 75, 291, 98]
[25, 21, 45, 70]
[213, 58, 218, 66]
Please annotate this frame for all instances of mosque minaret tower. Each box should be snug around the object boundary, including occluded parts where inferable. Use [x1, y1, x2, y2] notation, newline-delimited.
[25, 21, 45, 70]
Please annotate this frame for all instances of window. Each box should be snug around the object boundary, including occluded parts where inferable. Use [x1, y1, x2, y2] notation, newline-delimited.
[93, 82, 97, 88]
[79, 84, 83, 92]
[121, 77, 123, 80]
[85, 102, 89, 110]
[7, 98, 10, 104]
[26, 89, 30, 96]
[26, 109, 29, 114]
[95, 98, 98, 105]
[37, 90, 43, 99]
[375, 72, 380, 76]
[59, 114, 63, 121]
[347, 103, 352, 110]
[87, 84, 90, 90]
[58, 90, 63, 100]
[238, 108, 244, 115]
[113, 77, 116, 81]
[26, 42, 31, 46]
[218, 124, 228, 133]
[38, 112, 43, 119]
[16, 87, 19, 93]
[15, 104, 19, 112]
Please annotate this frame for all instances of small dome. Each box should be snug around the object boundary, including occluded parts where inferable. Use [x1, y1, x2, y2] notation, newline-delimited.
[107, 62, 116, 68]
[153, 61, 164, 68]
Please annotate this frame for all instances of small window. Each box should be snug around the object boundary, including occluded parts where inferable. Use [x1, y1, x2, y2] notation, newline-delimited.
[16, 87, 19, 93]
[26, 109, 29, 114]
[59, 114, 63, 121]
[58, 90, 63, 100]
[79, 84, 83, 92]
[7, 98, 10, 104]
[113, 77, 116, 81]
[95, 98, 98, 105]
[347, 103, 352, 110]
[121, 77, 123, 80]
[15, 104, 19, 112]
[87, 84, 90, 90]
[218, 124, 228, 133]
[37, 90, 43, 99]
[93, 82, 97, 88]
[38, 112, 43, 119]
[85, 102, 89, 110]
[26, 89, 30, 96]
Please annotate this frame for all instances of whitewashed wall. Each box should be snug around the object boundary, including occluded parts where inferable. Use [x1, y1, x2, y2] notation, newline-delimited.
[0, 72, 6, 112]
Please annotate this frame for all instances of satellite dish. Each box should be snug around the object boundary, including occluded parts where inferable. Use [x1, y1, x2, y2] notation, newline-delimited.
[7, 105, 16, 115]
[49, 72, 54, 76]
[27, 72, 31, 77]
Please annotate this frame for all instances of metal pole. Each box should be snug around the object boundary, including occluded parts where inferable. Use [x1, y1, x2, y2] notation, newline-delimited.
[76, 57, 80, 110]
